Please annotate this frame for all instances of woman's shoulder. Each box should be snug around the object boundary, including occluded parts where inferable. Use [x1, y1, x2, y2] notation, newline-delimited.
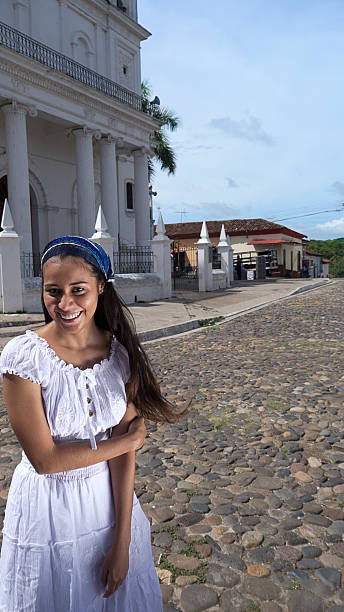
[1, 330, 39, 356]
[0, 330, 50, 385]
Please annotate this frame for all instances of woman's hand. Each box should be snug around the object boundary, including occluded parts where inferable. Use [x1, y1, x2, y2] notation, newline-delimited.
[101, 540, 130, 598]
[128, 416, 146, 450]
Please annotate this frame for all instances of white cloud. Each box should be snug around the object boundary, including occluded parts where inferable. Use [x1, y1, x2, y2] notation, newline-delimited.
[174, 143, 219, 153]
[315, 216, 344, 233]
[209, 114, 274, 145]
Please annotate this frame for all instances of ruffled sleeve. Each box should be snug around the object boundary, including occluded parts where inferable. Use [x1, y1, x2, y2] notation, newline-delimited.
[0, 333, 49, 386]
[115, 340, 131, 384]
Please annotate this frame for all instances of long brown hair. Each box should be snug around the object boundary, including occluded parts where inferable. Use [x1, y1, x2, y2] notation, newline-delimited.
[41, 255, 185, 423]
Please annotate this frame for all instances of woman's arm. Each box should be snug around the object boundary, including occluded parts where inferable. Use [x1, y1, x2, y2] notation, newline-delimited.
[2, 374, 146, 474]
[109, 401, 138, 540]
[101, 401, 139, 598]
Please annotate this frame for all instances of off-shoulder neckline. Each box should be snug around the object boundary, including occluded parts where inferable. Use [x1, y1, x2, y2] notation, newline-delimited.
[25, 329, 118, 373]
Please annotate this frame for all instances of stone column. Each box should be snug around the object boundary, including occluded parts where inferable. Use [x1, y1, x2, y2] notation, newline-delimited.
[217, 224, 231, 288]
[91, 205, 115, 271]
[151, 210, 172, 299]
[74, 127, 96, 238]
[197, 221, 213, 292]
[133, 147, 150, 246]
[99, 135, 119, 252]
[2, 102, 32, 254]
[57, 0, 68, 54]
[14, 0, 28, 31]
[227, 234, 234, 283]
[0, 199, 23, 312]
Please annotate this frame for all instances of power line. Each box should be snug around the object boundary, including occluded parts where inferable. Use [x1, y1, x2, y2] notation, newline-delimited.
[274, 204, 344, 223]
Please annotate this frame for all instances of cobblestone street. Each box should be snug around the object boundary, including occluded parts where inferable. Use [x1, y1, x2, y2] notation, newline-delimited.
[0, 281, 344, 611]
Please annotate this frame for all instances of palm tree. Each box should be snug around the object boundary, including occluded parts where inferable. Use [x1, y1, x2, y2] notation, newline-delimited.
[141, 80, 180, 178]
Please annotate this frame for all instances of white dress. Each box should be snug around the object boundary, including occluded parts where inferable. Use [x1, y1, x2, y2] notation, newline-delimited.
[0, 330, 162, 612]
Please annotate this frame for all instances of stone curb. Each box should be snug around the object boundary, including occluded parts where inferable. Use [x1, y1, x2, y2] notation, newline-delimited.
[139, 279, 334, 344]
[288, 279, 333, 296]
[138, 320, 201, 343]
[0, 319, 44, 329]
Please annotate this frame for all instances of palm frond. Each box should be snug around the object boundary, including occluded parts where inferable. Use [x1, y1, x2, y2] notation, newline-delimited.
[153, 107, 180, 131]
[148, 158, 155, 181]
[141, 80, 152, 99]
[142, 80, 179, 175]
[151, 129, 176, 175]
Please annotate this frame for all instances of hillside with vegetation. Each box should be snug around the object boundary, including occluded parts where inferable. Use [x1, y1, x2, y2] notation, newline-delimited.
[307, 237, 344, 277]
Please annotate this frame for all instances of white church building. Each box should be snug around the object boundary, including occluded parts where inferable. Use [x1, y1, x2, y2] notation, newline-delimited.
[0, 0, 159, 269]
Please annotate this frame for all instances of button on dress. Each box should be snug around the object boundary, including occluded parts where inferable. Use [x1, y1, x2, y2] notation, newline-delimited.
[0, 331, 162, 612]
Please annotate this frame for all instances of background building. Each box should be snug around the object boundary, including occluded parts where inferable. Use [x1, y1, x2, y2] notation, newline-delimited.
[165, 218, 306, 278]
[303, 249, 330, 278]
[0, 0, 158, 266]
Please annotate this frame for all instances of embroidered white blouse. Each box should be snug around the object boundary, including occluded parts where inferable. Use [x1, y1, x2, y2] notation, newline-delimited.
[0, 330, 130, 449]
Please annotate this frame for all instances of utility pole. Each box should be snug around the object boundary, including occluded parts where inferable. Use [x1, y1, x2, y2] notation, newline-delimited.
[176, 208, 190, 223]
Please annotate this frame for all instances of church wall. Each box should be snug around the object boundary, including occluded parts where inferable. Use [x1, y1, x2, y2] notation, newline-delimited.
[0, 108, 142, 252]
[25, 116, 77, 248]
[117, 156, 136, 246]
[0, 1, 143, 94]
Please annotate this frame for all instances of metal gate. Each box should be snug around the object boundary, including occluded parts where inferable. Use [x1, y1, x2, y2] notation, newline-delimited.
[171, 242, 199, 291]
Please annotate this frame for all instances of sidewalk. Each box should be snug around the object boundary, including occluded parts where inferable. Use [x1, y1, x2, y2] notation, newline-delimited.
[0, 278, 332, 343]
[134, 277, 332, 341]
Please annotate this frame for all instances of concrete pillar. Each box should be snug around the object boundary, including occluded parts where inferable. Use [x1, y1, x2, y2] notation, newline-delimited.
[133, 147, 150, 246]
[0, 199, 23, 312]
[196, 221, 212, 292]
[74, 127, 96, 238]
[217, 224, 231, 287]
[14, 0, 29, 31]
[151, 210, 171, 299]
[2, 102, 32, 254]
[99, 135, 119, 251]
[57, 0, 68, 54]
[227, 234, 234, 283]
[90, 205, 115, 271]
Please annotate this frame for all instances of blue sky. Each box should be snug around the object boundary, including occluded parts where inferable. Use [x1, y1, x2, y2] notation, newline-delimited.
[139, 0, 344, 239]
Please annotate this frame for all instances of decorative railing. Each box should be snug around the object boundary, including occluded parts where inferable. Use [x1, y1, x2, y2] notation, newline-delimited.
[234, 251, 278, 270]
[0, 21, 152, 115]
[212, 247, 222, 269]
[21, 252, 41, 278]
[21, 247, 154, 278]
[113, 246, 154, 274]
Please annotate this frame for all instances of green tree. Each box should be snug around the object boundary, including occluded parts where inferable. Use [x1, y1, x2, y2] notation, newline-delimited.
[308, 237, 344, 276]
[330, 255, 344, 277]
[141, 81, 180, 178]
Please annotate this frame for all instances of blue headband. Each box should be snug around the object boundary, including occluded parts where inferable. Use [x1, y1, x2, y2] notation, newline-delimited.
[41, 236, 115, 281]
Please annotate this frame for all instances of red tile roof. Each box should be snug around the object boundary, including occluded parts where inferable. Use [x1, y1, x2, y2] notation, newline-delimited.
[304, 249, 324, 257]
[163, 219, 306, 240]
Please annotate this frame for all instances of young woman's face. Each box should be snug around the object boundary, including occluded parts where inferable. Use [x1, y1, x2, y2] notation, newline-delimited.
[42, 256, 104, 333]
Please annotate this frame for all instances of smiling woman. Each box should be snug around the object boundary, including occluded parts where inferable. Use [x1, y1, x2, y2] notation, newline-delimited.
[0, 235, 184, 611]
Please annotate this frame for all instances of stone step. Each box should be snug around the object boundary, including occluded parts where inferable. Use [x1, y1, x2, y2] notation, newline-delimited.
[0, 317, 44, 329]
[0, 323, 43, 349]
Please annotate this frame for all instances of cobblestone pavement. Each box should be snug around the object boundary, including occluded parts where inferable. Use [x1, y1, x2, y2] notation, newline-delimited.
[0, 282, 343, 611]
